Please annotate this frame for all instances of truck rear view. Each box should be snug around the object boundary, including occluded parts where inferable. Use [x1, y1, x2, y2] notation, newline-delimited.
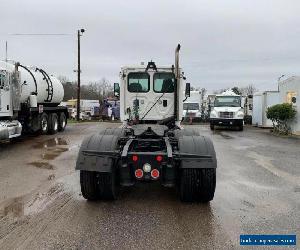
[76, 45, 217, 202]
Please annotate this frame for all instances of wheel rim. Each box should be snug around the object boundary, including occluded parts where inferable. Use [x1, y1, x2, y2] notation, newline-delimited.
[54, 119, 58, 131]
[61, 117, 66, 128]
[42, 117, 47, 131]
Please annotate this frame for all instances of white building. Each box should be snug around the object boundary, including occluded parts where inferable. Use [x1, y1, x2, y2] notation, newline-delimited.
[252, 91, 280, 127]
[279, 77, 300, 135]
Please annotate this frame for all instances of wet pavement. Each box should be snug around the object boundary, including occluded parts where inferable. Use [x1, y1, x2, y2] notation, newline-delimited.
[0, 123, 299, 249]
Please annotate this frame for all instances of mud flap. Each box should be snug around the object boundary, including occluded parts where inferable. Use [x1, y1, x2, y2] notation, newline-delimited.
[177, 135, 217, 169]
[76, 128, 124, 172]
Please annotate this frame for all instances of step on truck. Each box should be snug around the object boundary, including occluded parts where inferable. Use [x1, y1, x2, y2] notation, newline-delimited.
[76, 45, 217, 202]
[0, 61, 68, 141]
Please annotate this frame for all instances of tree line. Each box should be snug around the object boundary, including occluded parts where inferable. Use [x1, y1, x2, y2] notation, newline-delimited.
[58, 76, 114, 102]
[213, 84, 258, 96]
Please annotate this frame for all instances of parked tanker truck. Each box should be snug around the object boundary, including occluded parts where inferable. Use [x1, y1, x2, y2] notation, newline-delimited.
[76, 45, 217, 202]
[0, 61, 68, 141]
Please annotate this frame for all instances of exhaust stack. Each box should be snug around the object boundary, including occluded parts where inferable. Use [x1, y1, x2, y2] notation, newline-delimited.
[174, 44, 181, 122]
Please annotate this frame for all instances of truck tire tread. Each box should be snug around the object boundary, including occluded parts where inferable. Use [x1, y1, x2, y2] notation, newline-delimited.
[180, 168, 216, 202]
[48, 113, 58, 135]
[80, 170, 100, 201]
[58, 112, 67, 132]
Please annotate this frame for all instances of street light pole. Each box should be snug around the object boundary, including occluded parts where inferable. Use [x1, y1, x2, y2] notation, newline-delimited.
[77, 29, 85, 121]
[277, 74, 285, 92]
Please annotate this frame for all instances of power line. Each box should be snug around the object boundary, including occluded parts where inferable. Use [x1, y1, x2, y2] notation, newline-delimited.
[10, 33, 72, 36]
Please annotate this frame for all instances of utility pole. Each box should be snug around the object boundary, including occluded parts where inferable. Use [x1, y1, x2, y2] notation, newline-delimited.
[76, 29, 85, 121]
[5, 41, 7, 62]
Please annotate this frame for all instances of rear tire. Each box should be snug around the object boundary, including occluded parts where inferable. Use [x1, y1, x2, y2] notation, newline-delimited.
[98, 169, 119, 200]
[48, 113, 58, 135]
[58, 112, 67, 132]
[80, 170, 99, 201]
[40, 113, 49, 135]
[180, 168, 216, 202]
[77, 129, 124, 201]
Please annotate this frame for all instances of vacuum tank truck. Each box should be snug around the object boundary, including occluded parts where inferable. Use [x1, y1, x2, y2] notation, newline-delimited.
[76, 45, 217, 202]
[0, 61, 68, 140]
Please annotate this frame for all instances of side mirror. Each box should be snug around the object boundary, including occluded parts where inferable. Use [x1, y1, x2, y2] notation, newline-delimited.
[185, 83, 191, 97]
[114, 83, 120, 97]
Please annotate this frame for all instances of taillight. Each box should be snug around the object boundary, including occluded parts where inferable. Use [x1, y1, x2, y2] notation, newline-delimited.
[156, 155, 163, 162]
[132, 155, 138, 162]
[135, 169, 143, 179]
[151, 169, 160, 179]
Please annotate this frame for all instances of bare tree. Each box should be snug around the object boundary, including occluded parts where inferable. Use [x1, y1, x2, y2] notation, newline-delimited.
[57, 75, 69, 84]
[86, 78, 113, 102]
[239, 84, 258, 96]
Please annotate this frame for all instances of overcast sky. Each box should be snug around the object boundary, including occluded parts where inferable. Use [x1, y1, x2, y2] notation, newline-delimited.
[1, 0, 300, 92]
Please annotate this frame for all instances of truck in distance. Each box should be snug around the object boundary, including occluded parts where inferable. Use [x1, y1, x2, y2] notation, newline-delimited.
[209, 90, 244, 131]
[183, 90, 202, 122]
[76, 45, 217, 202]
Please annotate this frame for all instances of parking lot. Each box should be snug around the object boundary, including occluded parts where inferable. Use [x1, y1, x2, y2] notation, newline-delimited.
[0, 122, 299, 249]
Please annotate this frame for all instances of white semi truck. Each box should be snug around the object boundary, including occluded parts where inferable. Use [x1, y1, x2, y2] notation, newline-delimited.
[76, 45, 217, 202]
[209, 90, 244, 130]
[0, 61, 68, 141]
[183, 90, 202, 121]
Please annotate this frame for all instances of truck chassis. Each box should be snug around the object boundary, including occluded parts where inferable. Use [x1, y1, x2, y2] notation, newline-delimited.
[76, 125, 217, 202]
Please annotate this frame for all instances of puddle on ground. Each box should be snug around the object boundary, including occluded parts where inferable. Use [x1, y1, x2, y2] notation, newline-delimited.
[28, 161, 54, 170]
[213, 131, 233, 139]
[219, 133, 233, 139]
[242, 200, 255, 208]
[0, 183, 65, 218]
[33, 138, 68, 149]
[31, 138, 69, 162]
[0, 197, 24, 218]
[294, 186, 300, 192]
[42, 148, 69, 160]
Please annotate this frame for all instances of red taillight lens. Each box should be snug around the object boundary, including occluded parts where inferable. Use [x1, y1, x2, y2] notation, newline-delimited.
[135, 169, 143, 179]
[132, 155, 138, 162]
[151, 169, 160, 179]
[156, 155, 163, 162]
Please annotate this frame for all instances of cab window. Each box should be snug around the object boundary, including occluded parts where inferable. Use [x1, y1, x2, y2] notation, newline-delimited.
[154, 73, 175, 93]
[0, 73, 6, 89]
[128, 72, 150, 92]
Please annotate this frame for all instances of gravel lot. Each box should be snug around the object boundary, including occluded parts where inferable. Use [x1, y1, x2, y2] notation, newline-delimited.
[0, 122, 299, 249]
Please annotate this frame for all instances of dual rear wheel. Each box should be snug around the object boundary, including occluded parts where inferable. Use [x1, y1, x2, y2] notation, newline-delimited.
[79, 128, 217, 203]
[40, 112, 67, 135]
[80, 170, 119, 201]
[80, 167, 216, 203]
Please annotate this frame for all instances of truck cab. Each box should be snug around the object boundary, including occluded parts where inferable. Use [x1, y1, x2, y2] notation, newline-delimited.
[209, 90, 244, 130]
[115, 63, 184, 127]
[0, 67, 22, 140]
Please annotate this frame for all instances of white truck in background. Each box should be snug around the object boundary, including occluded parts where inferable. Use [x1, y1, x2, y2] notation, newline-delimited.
[69, 100, 100, 120]
[183, 90, 201, 122]
[209, 90, 244, 130]
[0, 61, 68, 141]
